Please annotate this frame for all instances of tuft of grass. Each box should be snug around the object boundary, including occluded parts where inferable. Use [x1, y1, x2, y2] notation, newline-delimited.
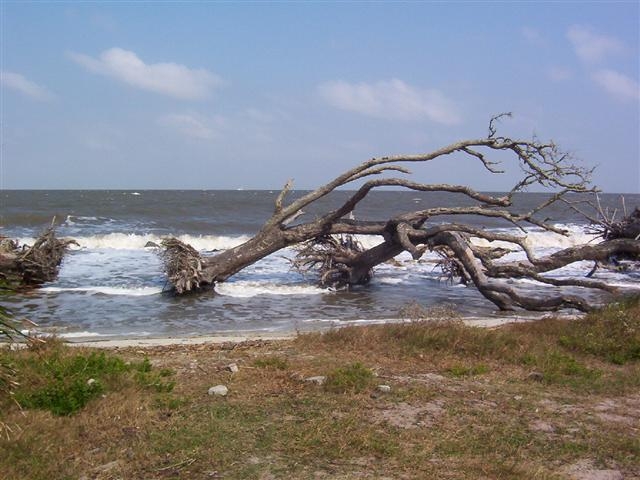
[446, 363, 489, 377]
[314, 318, 522, 361]
[533, 350, 602, 388]
[4, 341, 174, 415]
[324, 362, 374, 393]
[557, 297, 640, 364]
[253, 356, 289, 370]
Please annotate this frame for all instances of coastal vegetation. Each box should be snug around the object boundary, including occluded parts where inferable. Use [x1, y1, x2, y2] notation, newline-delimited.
[1, 298, 638, 479]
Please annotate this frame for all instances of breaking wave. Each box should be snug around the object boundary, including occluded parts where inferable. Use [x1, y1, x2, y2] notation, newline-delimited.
[65, 233, 252, 251]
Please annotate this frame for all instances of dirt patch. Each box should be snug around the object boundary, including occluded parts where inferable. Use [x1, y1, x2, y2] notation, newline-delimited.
[373, 401, 446, 429]
[560, 459, 623, 480]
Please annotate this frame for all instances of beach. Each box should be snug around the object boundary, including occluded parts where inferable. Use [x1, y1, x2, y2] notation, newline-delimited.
[3, 304, 639, 480]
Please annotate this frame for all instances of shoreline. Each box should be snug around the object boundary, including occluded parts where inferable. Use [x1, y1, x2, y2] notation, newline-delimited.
[65, 314, 560, 349]
[68, 331, 296, 348]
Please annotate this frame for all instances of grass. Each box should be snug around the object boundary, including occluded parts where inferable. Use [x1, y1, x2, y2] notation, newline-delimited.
[3, 339, 174, 416]
[253, 355, 289, 370]
[324, 362, 374, 393]
[1, 298, 639, 478]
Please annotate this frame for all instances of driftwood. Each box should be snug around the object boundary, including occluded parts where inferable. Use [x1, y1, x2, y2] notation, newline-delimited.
[161, 115, 640, 312]
[0, 228, 75, 288]
[292, 234, 370, 288]
[601, 207, 640, 242]
[160, 238, 205, 294]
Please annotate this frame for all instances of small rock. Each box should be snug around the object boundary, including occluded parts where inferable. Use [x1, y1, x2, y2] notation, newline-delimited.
[377, 385, 392, 393]
[225, 363, 239, 373]
[513, 395, 523, 401]
[305, 376, 326, 386]
[527, 371, 544, 382]
[208, 385, 228, 396]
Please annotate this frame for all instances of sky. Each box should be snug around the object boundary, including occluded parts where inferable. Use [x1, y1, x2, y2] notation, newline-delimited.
[1, 1, 639, 193]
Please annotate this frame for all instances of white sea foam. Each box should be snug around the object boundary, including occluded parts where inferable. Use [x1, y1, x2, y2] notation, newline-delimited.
[524, 225, 597, 250]
[21, 330, 154, 339]
[215, 281, 327, 298]
[18, 329, 106, 338]
[377, 277, 406, 285]
[351, 234, 386, 250]
[68, 233, 251, 251]
[41, 286, 163, 296]
[57, 331, 107, 338]
[468, 224, 597, 252]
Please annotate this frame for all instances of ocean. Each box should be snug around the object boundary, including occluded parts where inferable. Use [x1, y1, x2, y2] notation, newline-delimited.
[1, 190, 638, 340]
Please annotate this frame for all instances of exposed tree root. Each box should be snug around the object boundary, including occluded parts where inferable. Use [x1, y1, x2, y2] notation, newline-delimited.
[160, 238, 205, 294]
[292, 234, 370, 288]
[0, 228, 75, 288]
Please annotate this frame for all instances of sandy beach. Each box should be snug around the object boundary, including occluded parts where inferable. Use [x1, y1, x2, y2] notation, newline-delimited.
[65, 314, 556, 349]
[68, 331, 296, 348]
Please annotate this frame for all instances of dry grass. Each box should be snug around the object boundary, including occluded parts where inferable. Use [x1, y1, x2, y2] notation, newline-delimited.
[1, 300, 639, 479]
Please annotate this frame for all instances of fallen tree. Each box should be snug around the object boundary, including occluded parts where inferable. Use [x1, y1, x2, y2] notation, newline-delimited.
[161, 115, 640, 312]
[0, 228, 75, 289]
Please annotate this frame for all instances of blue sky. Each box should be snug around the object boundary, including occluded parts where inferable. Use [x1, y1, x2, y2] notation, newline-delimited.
[1, 2, 638, 192]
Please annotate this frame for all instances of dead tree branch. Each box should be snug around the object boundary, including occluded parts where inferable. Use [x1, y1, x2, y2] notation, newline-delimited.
[160, 116, 637, 313]
[0, 228, 75, 288]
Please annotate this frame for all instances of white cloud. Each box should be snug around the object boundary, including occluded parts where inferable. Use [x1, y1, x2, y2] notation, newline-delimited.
[592, 69, 640, 102]
[1, 71, 53, 101]
[547, 66, 573, 82]
[521, 26, 545, 46]
[69, 48, 224, 100]
[566, 25, 624, 63]
[317, 79, 461, 125]
[158, 112, 226, 140]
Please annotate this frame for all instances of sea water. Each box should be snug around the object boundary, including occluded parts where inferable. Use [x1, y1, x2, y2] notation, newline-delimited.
[1, 190, 638, 340]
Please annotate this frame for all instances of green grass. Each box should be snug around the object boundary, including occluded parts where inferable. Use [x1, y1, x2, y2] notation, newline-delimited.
[1, 298, 640, 479]
[446, 363, 489, 377]
[557, 297, 640, 364]
[253, 356, 289, 370]
[3, 340, 174, 415]
[324, 362, 374, 393]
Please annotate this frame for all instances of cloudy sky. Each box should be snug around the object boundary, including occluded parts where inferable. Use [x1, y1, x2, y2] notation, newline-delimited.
[1, 2, 638, 192]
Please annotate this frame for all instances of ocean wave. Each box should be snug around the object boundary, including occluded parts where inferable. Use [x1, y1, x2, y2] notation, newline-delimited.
[468, 224, 597, 251]
[64, 215, 116, 226]
[214, 281, 328, 298]
[41, 286, 163, 296]
[67, 233, 252, 251]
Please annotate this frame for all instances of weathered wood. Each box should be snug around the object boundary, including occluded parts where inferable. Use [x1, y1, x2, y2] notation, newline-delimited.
[160, 115, 638, 312]
[0, 229, 74, 288]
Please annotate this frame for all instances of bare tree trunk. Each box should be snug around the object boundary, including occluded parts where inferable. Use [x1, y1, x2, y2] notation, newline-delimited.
[161, 115, 639, 312]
